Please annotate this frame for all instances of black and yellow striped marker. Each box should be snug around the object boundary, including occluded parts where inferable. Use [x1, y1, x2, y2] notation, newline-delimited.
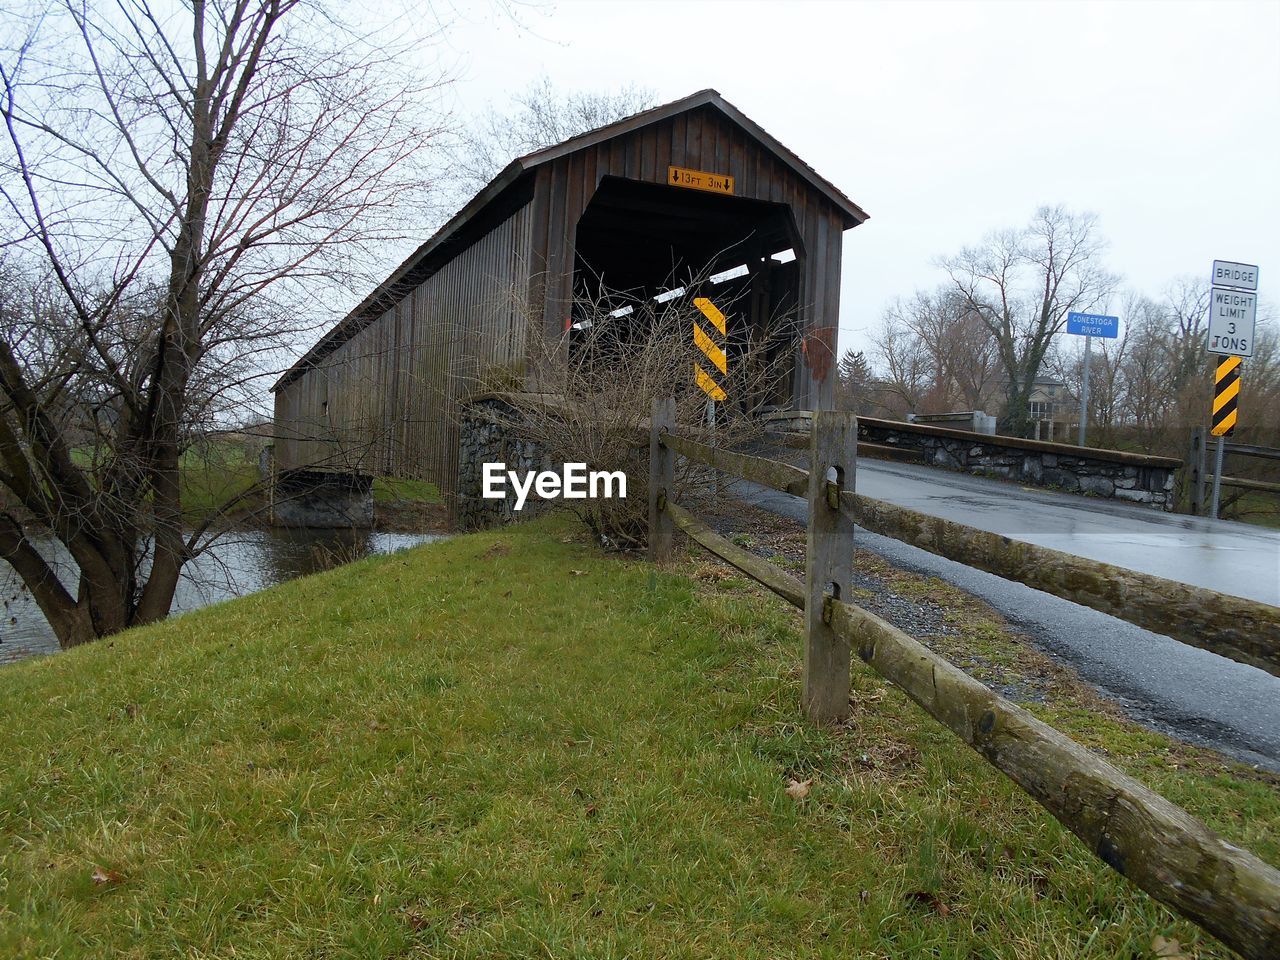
[693, 297, 727, 401]
[1212, 354, 1240, 437]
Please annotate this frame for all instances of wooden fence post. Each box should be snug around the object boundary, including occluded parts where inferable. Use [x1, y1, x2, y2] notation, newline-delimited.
[648, 396, 676, 563]
[804, 410, 857, 722]
[1188, 426, 1206, 516]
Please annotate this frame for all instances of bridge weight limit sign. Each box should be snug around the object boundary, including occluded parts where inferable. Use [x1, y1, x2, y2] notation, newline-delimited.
[1208, 260, 1258, 358]
[1205, 259, 1260, 519]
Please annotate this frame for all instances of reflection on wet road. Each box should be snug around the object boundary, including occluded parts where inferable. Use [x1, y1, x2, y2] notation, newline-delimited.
[856, 460, 1279, 605]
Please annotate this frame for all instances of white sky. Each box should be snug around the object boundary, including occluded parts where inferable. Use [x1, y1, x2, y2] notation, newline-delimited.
[419, 0, 1279, 357]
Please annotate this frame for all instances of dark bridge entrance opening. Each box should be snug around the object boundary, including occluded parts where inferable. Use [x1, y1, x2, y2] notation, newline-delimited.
[571, 176, 804, 409]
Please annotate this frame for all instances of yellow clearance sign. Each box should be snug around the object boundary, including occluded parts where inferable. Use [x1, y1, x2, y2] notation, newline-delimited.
[668, 165, 735, 195]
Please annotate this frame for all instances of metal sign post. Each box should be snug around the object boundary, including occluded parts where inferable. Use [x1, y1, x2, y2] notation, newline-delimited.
[1209, 354, 1241, 520]
[1203, 260, 1259, 520]
[1210, 433, 1226, 521]
[1078, 335, 1092, 447]
[706, 398, 718, 495]
[1065, 312, 1119, 447]
[694, 296, 728, 494]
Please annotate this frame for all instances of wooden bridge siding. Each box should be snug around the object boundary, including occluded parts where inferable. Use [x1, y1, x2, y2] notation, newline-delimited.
[288, 312, 392, 475]
[396, 200, 535, 491]
[274, 203, 535, 493]
[528, 105, 847, 409]
[274, 317, 375, 476]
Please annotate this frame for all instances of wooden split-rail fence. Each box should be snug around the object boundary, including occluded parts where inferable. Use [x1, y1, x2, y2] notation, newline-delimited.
[1188, 428, 1280, 515]
[647, 400, 1280, 959]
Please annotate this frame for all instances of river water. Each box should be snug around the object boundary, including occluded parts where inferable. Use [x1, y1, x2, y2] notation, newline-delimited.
[0, 528, 444, 666]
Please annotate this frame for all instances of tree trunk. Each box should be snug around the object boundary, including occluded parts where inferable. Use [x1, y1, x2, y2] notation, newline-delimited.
[55, 603, 98, 649]
[135, 59, 214, 623]
[1002, 382, 1034, 437]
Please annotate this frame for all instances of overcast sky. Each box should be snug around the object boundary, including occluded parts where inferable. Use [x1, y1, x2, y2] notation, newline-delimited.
[417, 0, 1279, 356]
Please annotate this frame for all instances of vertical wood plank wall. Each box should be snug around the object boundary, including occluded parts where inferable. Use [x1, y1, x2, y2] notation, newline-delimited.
[274, 104, 854, 498]
[274, 202, 534, 495]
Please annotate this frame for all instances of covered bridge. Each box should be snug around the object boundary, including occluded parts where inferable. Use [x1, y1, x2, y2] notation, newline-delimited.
[271, 89, 868, 510]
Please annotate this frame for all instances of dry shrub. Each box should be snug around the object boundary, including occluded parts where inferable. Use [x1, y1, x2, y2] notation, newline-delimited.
[481, 270, 799, 547]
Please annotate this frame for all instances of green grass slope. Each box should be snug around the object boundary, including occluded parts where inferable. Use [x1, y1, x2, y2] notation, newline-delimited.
[0, 518, 1275, 959]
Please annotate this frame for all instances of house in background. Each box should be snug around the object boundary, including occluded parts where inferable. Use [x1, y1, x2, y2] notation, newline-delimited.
[984, 375, 1075, 440]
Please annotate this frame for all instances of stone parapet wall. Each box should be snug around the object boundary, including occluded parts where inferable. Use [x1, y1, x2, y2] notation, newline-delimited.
[764, 411, 1181, 511]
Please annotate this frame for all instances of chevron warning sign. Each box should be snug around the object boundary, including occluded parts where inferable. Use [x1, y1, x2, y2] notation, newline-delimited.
[1212, 354, 1240, 437]
[693, 297, 727, 401]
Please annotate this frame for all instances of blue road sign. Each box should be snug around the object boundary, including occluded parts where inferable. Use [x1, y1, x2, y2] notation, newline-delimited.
[1066, 312, 1119, 338]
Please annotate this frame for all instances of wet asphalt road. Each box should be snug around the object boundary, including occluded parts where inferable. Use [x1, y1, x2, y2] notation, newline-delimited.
[736, 466, 1280, 773]
[857, 459, 1280, 606]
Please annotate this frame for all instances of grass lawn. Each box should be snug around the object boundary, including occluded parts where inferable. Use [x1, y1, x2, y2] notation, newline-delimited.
[180, 442, 263, 520]
[180, 441, 444, 524]
[1225, 490, 1280, 529]
[372, 477, 442, 505]
[70, 439, 265, 522]
[0, 516, 1275, 959]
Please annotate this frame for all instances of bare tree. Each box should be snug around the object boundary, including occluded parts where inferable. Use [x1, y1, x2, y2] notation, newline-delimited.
[0, 1, 446, 646]
[870, 287, 997, 416]
[1087, 293, 1140, 443]
[1047, 291, 1154, 448]
[1162, 277, 1212, 389]
[444, 76, 654, 209]
[870, 301, 929, 414]
[941, 206, 1115, 436]
[474, 271, 794, 547]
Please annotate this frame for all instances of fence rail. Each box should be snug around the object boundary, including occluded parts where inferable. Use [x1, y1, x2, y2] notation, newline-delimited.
[662, 420, 1280, 676]
[649, 401, 1280, 959]
[667, 501, 805, 608]
[1189, 428, 1280, 515]
[846, 491, 1280, 677]
[663, 432, 808, 498]
[1206, 474, 1280, 495]
[1226, 441, 1280, 463]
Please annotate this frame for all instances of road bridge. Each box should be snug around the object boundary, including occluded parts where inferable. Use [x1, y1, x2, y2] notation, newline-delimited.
[855, 457, 1279, 606]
